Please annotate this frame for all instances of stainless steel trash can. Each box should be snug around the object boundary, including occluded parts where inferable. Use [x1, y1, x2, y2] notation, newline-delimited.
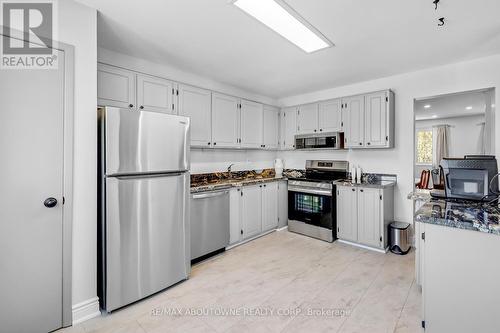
[389, 222, 411, 255]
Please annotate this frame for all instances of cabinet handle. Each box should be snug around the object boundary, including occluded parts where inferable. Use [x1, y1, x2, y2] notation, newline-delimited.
[314, 129, 317, 132]
[367, 142, 371, 146]
[352, 188, 355, 192]
[360, 189, 364, 192]
[139, 105, 144, 110]
[207, 142, 211, 145]
[319, 129, 323, 132]
[128, 104, 134, 108]
[213, 142, 217, 146]
[241, 230, 243, 235]
[359, 142, 362, 146]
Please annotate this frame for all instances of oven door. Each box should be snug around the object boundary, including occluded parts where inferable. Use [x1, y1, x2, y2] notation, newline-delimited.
[288, 183, 333, 229]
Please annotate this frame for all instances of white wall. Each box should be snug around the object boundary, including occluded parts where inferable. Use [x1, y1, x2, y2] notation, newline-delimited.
[278, 54, 500, 224]
[59, 0, 98, 321]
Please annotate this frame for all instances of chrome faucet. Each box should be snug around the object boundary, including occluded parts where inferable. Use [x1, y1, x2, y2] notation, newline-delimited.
[227, 163, 236, 173]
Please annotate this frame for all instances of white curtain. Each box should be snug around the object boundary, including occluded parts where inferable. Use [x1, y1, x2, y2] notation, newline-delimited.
[477, 122, 486, 154]
[433, 125, 449, 169]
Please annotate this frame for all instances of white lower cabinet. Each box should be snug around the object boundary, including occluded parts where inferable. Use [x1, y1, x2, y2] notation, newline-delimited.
[337, 185, 394, 250]
[229, 181, 285, 245]
[277, 180, 288, 228]
[262, 182, 278, 231]
[241, 185, 263, 239]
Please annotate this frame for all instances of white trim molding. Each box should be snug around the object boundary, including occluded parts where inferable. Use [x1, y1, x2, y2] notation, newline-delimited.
[72, 297, 100, 325]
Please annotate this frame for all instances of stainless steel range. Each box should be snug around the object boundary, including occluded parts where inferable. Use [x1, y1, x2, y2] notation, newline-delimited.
[288, 160, 349, 242]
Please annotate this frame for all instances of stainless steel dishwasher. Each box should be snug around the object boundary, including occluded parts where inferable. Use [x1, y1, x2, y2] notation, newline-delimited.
[190, 190, 230, 260]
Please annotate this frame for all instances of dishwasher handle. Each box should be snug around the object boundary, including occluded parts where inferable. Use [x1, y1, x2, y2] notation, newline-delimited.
[192, 191, 229, 199]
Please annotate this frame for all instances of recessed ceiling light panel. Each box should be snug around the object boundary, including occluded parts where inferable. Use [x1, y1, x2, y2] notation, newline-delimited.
[466, 106, 473, 110]
[232, 0, 333, 53]
[424, 104, 431, 109]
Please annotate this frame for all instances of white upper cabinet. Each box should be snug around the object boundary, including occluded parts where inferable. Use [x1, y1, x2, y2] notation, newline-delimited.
[357, 188, 382, 248]
[281, 107, 297, 150]
[177, 84, 212, 147]
[365, 91, 390, 148]
[97, 63, 136, 109]
[262, 106, 279, 149]
[262, 182, 278, 231]
[297, 103, 319, 134]
[343, 94, 365, 148]
[137, 74, 175, 114]
[211, 93, 240, 148]
[240, 99, 263, 149]
[318, 98, 342, 133]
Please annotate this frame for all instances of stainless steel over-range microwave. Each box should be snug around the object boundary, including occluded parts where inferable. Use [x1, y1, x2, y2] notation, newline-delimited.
[295, 132, 344, 150]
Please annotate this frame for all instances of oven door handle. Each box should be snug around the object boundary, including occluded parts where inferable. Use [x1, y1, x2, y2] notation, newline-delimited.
[288, 187, 332, 196]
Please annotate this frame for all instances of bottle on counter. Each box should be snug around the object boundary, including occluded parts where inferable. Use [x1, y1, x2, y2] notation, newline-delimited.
[274, 158, 284, 178]
[350, 165, 357, 182]
[356, 166, 362, 184]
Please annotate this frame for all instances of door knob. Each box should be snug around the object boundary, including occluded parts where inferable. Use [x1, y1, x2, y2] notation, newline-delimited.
[44, 197, 58, 208]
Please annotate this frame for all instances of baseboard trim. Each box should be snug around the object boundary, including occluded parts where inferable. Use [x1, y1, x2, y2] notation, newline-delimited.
[72, 297, 101, 325]
[226, 229, 276, 250]
[337, 239, 387, 254]
[276, 226, 288, 231]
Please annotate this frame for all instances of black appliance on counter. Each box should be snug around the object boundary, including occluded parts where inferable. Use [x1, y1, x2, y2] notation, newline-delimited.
[433, 155, 499, 201]
[287, 160, 349, 242]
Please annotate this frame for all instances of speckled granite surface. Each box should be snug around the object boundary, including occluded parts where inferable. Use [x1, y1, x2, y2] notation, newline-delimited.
[415, 199, 500, 235]
[191, 169, 293, 193]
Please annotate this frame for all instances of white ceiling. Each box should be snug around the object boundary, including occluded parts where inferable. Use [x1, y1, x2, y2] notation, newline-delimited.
[76, 0, 500, 98]
[415, 89, 494, 120]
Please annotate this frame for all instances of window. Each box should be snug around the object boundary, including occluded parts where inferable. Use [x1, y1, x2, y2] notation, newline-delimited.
[416, 129, 433, 164]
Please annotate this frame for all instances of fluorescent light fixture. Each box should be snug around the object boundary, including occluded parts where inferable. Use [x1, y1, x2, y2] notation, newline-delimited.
[466, 106, 473, 110]
[424, 104, 431, 109]
[232, 0, 333, 53]
[431, 115, 438, 118]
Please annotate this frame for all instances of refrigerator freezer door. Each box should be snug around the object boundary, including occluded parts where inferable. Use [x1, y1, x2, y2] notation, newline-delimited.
[104, 108, 190, 175]
[104, 172, 190, 311]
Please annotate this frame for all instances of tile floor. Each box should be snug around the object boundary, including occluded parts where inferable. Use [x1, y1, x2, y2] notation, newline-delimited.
[60, 230, 423, 333]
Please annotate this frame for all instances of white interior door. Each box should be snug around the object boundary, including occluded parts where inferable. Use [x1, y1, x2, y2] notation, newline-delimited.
[178, 84, 212, 147]
[297, 103, 319, 134]
[357, 188, 381, 248]
[364, 91, 388, 147]
[211, 93, 240, 148]
[337, 186, 358, 242]
[263, 106, 279, 149]
[240, 99, 263, 148]
[137, 74, 175, 114]
[98, 63, 136, 109]
[0, 48, 66, 332]
[318, 99, 342, 132]
[344, 95, 365, 148]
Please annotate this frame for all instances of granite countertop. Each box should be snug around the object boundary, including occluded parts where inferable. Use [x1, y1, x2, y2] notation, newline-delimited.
[415, 199, 500, 235]
[333, 179, 396, 189]
[407, 189, 431, 201]
[190, 169, 288, 193]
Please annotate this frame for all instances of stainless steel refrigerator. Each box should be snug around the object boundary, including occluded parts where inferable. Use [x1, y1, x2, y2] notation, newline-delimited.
[98, 107, 190, 312]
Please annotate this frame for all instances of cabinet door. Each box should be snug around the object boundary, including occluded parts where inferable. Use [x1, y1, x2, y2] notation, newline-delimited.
[318, 99, 342, 133]
[297, 103, 318, 134]
[97, 63, 136, 109]
[357, 188, 382, 248]
[278, 181, 288, 228]
[364, 91, 388, 147]
[262, 182, 278, 231]
[178, 84, 212, 147]
[263, 106, 279, 149]
[229, 188, 242, 245]
[282, 107, 297, 149]
[343, 95, 365, 148]
[241, 185, 262, 239]
[211, 93, 240, 148]
[337, 186, 358, 242]
[137, 74, 175, 114]
[240, 99, 263, 149]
